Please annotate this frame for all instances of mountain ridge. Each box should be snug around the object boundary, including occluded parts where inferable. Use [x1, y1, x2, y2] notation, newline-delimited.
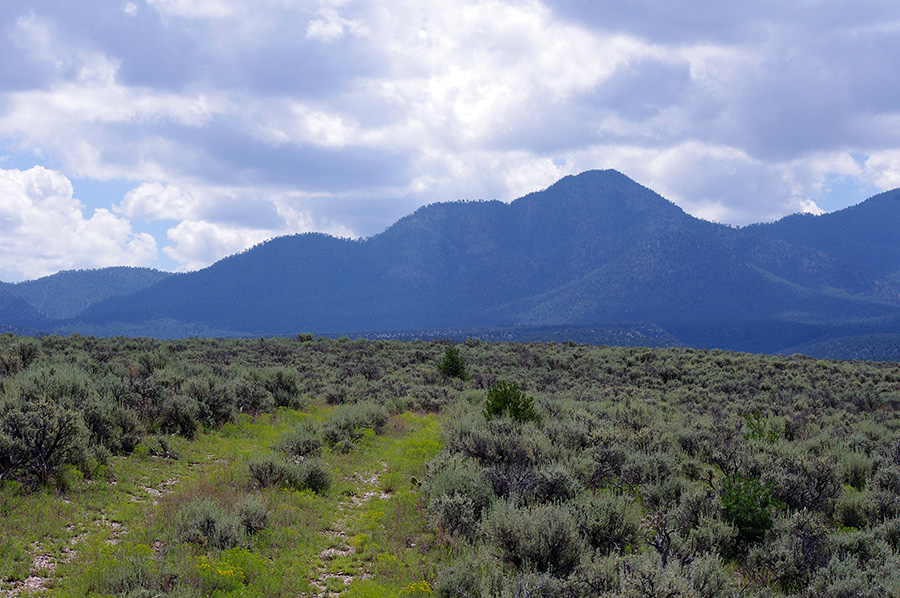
[3, 169, 900, 359]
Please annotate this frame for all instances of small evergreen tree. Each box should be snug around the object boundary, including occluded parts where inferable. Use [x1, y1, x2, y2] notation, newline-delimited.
[721, 473, 782, 547]
[484, 380, 539, 423]
[438, 346, 468, 379]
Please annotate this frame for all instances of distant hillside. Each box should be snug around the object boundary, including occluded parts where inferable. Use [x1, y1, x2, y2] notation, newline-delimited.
[0, 287, 45, 326]
[757, 188, 900, 279]
[1, 267, 173, 320]
[4, 169, 900, 358]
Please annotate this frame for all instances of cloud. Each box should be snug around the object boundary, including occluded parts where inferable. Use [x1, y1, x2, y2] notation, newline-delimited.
[306, 8, 370, 42]
[0, 167, 156, 281]
[146, 0, 237, 20]
[163, 219, 276, 271]
[116, 182, 198, 221]
[2, 0, 900, 280]
[863, 150, 900, 191]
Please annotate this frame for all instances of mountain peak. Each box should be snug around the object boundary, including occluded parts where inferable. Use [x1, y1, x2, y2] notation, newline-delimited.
[6, 169, 900, 360]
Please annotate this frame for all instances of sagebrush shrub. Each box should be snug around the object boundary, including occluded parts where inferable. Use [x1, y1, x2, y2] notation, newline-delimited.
[273, 422, 322, 459]
[0, 398, 88, 487]
[231, 376, 274, 414]
[248, 455, 294, 489]
[753, 510, 831, 594]
[428, 493, 480, 539]
[482, 500, 583, 577]
[322, 402, 389, 446]
[175, 498, 244, 550]
[185, 375, 236, 427]
[572, 491, 641, 555]
[160, 394, 199, 438]
[532, 463, 581, 504]
[425, 453, 493, 521]
[247, 454, 330, 493]
[262, 367, 303, 409]
[834, 489, 871, 529]
[298, 458, 331, 493]
[236, 495, 270, 536]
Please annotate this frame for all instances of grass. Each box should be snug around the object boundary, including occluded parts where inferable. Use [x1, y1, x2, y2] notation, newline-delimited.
[1, 405, 443, 597]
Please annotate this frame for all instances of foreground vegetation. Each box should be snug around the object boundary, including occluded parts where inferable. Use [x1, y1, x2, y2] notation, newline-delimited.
[2, 333, 900, 597]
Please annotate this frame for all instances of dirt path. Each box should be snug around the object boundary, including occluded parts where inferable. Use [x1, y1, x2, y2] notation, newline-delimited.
[307, 462, 390, 597]
[1, 472, 182, 597]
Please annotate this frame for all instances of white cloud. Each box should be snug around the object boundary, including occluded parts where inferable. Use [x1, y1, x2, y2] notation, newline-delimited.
[0, 167, 156, 281]
[163, 220, 273, 271]
[0, 38, 226, 180]
[116, 182, 198, 221]
[145, 0, 237, 20]
[306, 8, 369, 42]
[2, 0, 900, 280]
[863, 150, 900, 191]
[557, 142, 833, 225]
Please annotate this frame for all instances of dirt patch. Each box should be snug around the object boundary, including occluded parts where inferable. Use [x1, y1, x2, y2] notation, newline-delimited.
[305, 464, 389, 597]
[3, 475, 184, 596]
[3, 539, 80, 597]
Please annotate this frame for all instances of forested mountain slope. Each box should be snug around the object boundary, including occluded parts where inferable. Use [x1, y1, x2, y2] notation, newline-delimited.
[0, 267, 173, 320]
[2, 170, 900, 357]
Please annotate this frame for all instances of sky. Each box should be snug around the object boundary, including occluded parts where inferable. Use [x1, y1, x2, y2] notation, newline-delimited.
[1, 0, 900, 282]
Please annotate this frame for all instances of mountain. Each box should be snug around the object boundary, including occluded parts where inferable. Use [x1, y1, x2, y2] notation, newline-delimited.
[0, 287, 45, 327]
[758, 188, 900, 280]
[0, 267, 174, 320]
[3, 170, 900, 358]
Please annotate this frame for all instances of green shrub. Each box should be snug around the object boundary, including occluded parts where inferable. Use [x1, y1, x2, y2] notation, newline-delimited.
[484, 380, 539, 423]
[572, 491, 641, 555]
[438, 346, 469, 380]
[175, 498, 244, 550]
[236, 495, 270, 536]
[721, 474, 781, 547]
[0, 398, 88, 487]
[247, 455, 330, 493]
[743, 411, 779, 443]
[273, 422, 322, 459]
[482, 500, 583, 577]
[160, 394, 200, 438]
[298, 458, 331, 493]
